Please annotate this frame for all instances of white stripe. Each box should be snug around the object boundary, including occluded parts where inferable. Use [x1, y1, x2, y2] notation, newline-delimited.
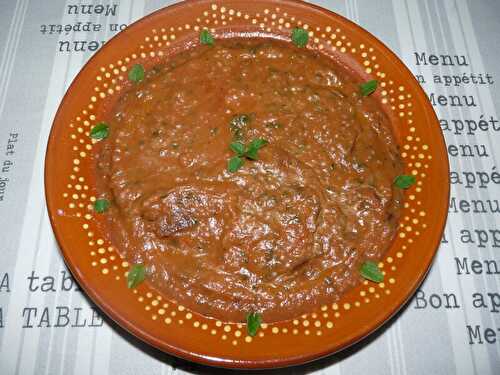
[395, 321, 407, 375]
[346, 0, 353, 22]
[42, 257, 67, 375]
[16, 215, 58, 375]
[0, 0, 29, 121]
[57, 284, 77, 375]
[71, 298, 95, 375]
[392, 327, 401, 374]
[387, 324, 396, 375]
[353, 0, 360, 24]
[0, 0, 24, 106]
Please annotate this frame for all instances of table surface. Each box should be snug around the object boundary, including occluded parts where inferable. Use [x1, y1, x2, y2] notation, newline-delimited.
[0, 0, 499, 374]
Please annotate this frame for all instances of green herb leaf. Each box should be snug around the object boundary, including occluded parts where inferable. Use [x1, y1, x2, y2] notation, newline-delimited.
[90, 122, 109, 140]
[394, 174, 416, 189]
[94, 199, 110, 213]
[200, 29, 214, 45]
[245, 138, 268, 160]
[291, 27, 309, 48]
[228, 156, 244, 173]
[360, 260, 384, 283]
[246, 312, 262, 337]
[128, 64, 145, 83]
[230, 142, 246, 156]
[127, 264, 146, 289]
[360, 80, 378, 96]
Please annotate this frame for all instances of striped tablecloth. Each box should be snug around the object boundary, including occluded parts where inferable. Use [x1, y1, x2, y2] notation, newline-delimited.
[0, 1, 499, 374]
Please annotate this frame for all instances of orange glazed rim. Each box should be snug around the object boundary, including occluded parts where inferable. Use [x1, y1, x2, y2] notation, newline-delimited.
[45, 0, 449, 369]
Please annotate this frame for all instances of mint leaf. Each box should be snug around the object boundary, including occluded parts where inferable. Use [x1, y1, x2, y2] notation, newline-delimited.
[127, 264, 146, 289]
[200, 29, 214, 45]
[246, 312, 262, 337]
[245, 138, 268, 160]
[94, 199, 110, 213]
[394, 174, 416, 189]
[291, 27, 309, 48]
[227, 137, 268, 173]
[360, 260, 384, 283]
[228, 156, 244, 173]
[230, 142, 245, 156]
[360, 80, 378, 96]
[128, 64, 145, 83]
[90, 122, 109, 140]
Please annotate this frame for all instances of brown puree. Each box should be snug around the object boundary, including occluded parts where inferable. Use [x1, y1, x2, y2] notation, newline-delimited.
[95, 39, 403, 322]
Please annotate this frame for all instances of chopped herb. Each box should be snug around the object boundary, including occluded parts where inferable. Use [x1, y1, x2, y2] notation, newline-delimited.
[246, 312, 262, 337]
[228, 155, 244, 172]
[210, 127, 219, 136]
[245, 139, 268, 160]
[127, 264, 146, 288]
[90, 122, 109, 140]
[230, 113, 250, 135]
[227, 138, 268, 172]
[128, 64, 145, 83]
[360, 260, 384, 283]
[291, 27, 309, 48]
[394, 174, 416, 189]
[249, 46, 259, 56]
[200, 29, 214, 45]
[265, 121, 281, 129]
[93, 199, 110, 213]
[171, 142, 179, 149]
[308, 93, 320, 103]
[360, 80, 378, 96]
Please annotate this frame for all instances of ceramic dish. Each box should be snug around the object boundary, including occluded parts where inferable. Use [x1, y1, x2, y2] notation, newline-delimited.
[45, 0, 449, 369]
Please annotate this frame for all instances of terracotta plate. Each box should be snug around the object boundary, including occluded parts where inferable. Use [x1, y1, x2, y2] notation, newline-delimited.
[45, 0, 449, 369]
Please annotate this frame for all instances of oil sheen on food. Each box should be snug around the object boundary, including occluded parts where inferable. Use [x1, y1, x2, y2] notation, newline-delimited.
[96, 39, 403, 322]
